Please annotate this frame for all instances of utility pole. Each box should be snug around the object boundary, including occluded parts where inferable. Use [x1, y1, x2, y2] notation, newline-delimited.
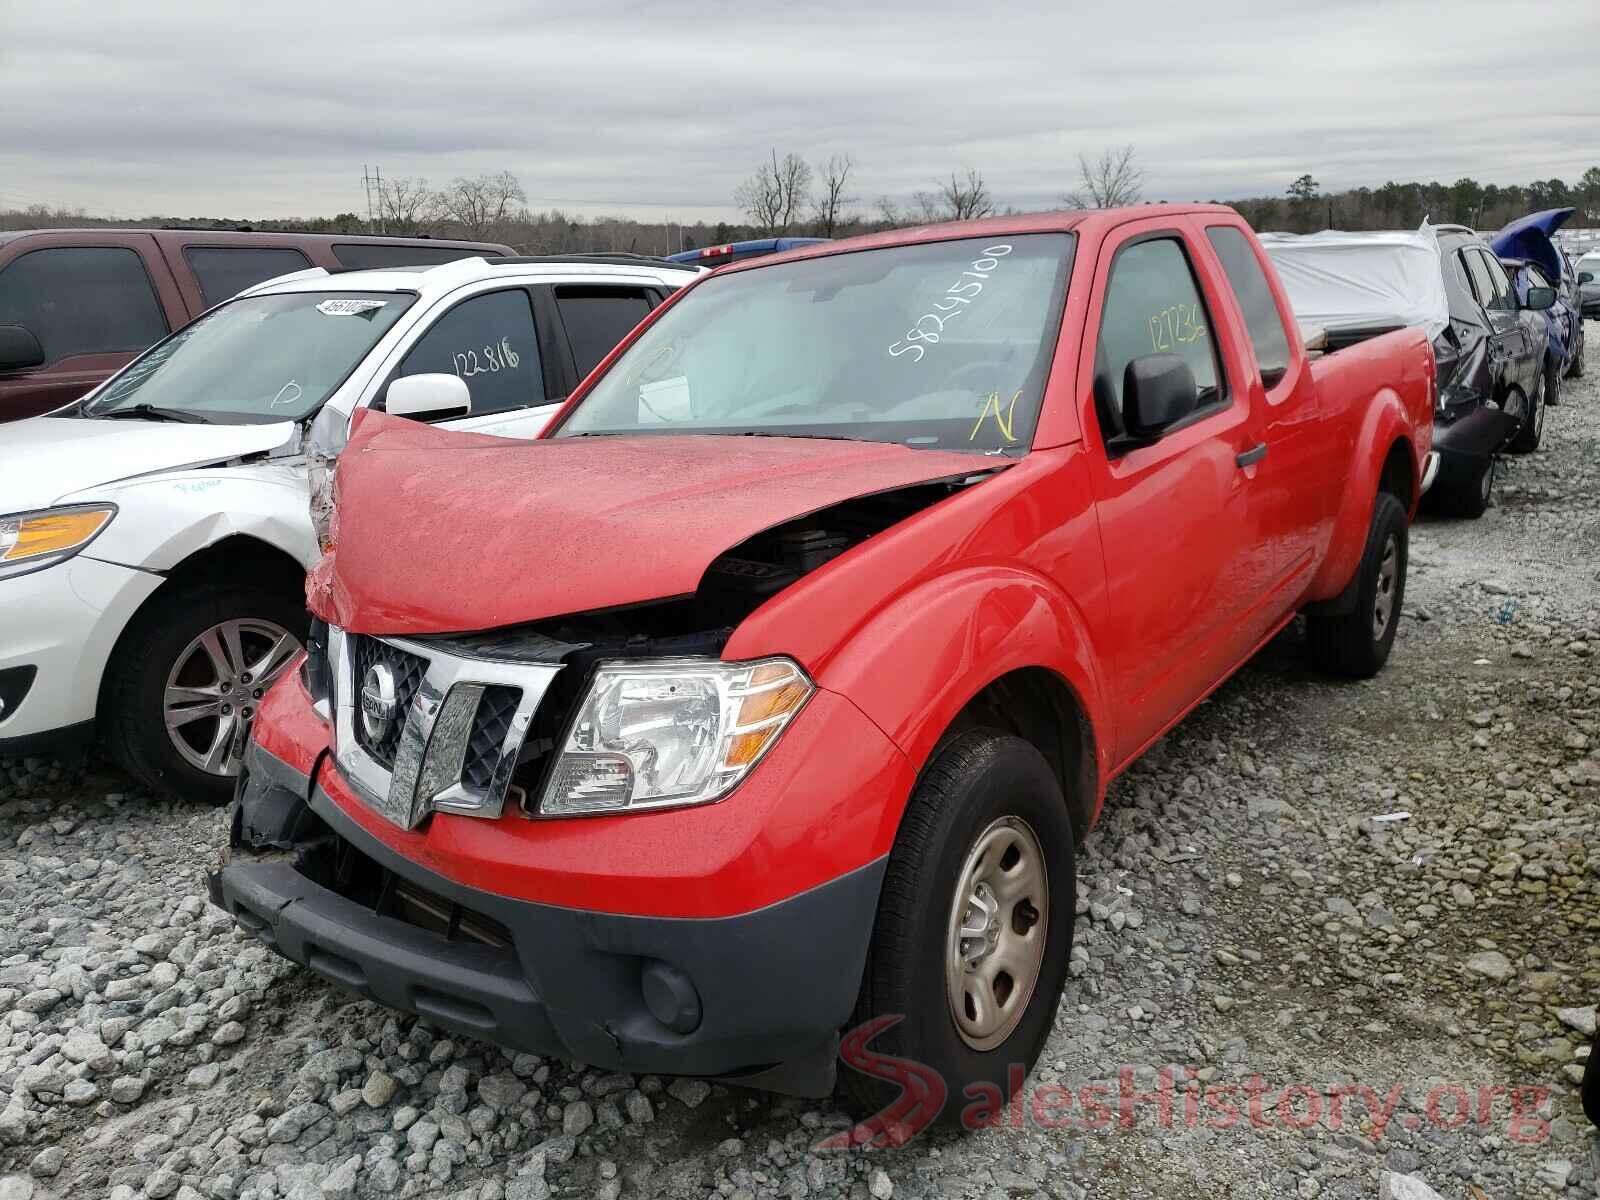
[362, 165, 373, 225]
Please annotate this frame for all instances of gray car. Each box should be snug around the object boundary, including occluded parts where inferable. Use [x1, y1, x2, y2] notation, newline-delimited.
[1578, 252, 1600, 320]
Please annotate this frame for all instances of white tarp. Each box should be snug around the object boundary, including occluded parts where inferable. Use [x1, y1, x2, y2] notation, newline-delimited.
[1258, 224, 1449, 342]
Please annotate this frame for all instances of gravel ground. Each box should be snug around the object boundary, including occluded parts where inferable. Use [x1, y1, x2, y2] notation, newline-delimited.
[1, 333, 1597, 1200]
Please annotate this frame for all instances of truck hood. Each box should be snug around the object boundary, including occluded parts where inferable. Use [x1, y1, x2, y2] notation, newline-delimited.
[309, 412, 1002, 634]
[1, 415, 297, 512]
[1488, 207, 1574, 286]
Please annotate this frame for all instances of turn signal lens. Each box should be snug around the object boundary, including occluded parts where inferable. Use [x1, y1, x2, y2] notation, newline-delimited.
[0, 506, 116, 570]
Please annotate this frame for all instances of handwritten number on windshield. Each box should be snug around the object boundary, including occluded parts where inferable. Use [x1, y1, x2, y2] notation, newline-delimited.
[889, 245, 1013, 363]
[453, 337, 521, 379]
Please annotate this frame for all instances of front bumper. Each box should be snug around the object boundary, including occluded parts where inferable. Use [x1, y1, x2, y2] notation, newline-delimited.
[210, 740, 883, 1092]
[0, 555, 162, 751]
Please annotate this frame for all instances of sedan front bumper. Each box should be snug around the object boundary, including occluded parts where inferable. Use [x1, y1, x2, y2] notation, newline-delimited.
[0, 555, 162, 753]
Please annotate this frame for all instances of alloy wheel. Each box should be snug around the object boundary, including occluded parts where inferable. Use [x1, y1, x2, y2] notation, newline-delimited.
[945, 815, 1049, 1051]
[164, 619, 301, 776]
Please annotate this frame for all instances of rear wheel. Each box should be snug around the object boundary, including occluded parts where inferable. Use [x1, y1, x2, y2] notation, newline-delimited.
[839, 730, 1076, 1132]
[1508, 376, 1544, 454]
[1306, 491, 1408, 679]
[102, 583, 307, 803]
[1567, 332, 1586, 378]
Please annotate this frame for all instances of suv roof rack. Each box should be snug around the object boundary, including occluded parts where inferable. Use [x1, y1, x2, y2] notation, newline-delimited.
[484, 252, 693, 271]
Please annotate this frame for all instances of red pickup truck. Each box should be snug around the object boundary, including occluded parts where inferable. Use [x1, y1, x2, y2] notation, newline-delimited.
[210, 207, 1434, 1122]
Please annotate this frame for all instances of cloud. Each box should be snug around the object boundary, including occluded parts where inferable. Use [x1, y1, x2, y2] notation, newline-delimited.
[2, 0, 1596, 221]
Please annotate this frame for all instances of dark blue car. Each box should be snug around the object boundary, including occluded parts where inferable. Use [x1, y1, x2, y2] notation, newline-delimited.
[1490, 208, 1587, 397]
[668, 237, 829, 268]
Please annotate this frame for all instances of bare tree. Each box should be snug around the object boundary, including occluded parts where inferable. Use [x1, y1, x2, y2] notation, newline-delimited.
[734, 149, 814, 235]
[811, 154, 856, 237]
[432, 171, 527, 240]
[374, 175, 435, 234]
[914, 168, 994, 223]
[1066, 145, 1146, 209]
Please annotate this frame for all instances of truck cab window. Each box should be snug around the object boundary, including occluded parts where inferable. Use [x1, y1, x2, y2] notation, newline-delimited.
[1205, 226, 1292, 387]
[1094, 237, 1223, 436]
[0, 246, 168, 365]
[398, 289, 544, 417]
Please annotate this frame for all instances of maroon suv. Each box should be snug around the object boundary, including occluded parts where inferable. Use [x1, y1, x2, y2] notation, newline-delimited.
[0, 228, 513, 421]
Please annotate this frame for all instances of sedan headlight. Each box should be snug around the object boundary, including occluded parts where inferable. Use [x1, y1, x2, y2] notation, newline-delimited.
[0, 505, 116, 578]
[539, 657, 813, 816]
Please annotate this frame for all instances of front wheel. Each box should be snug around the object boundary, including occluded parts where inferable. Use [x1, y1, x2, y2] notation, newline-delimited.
[839, 730, 1076, 1131]
[1305, 491, 1408, 679]
[1426, 453, 1495, 519]
[101, 583, 307, 803]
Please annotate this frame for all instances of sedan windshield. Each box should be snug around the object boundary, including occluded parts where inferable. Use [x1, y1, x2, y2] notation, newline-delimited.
[558, 234, 1074, 453]
[84, 291, 413, 424]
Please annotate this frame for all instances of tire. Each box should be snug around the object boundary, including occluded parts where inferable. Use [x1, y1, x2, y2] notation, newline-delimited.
[101, 582, 308, 803]
[1507, 375, 1544, 454]
[1305, 491, 1408, 679]
[1567, 334, 1585, 378]
[1545, 359, 1564, 405]
[1426, 453, 1495, 520]
[838, 730, 1076, 1132]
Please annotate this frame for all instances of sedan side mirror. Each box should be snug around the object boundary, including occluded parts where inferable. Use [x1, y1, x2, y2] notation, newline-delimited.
[385, 373, 471, 421]
[1523, 286, 1557, 311]
[0, 324, 45, 372]
[1123, 353, 1200, 439]
[1581, 272, 1595, 284]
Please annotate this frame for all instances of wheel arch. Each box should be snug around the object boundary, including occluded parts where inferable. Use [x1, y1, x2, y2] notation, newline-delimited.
[933, 666, 1098, 843]
[97, 535, 307, 715]
[814, 566, 1111, 843]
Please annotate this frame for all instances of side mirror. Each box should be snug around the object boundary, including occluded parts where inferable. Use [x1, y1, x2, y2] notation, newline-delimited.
[1523, 286, 1556, 311]
[385, 373, 471, 421]
[1580, 271, 1594, 284]
[0, 325, 45, 372]
[1123, 353, 1199, 438]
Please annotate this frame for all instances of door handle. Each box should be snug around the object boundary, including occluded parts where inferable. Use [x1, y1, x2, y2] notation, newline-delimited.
[1236, 443, 1267, 468]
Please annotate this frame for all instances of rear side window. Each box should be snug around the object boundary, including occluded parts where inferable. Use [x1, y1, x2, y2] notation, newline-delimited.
[1460, 251, 1497, 311]
[334, 244, 487, 270]
[1479, 253, 1514, 309]
[1205, 226, 1292, 387]
[0, 246, 168, 364]
[184, 246, 311, 307]
[1095, 237, 1223, 435]
[398, 289, 544, 417]
[554, 286, 653, 378]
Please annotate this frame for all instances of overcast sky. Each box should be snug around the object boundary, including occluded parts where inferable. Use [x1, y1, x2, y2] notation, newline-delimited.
[2, 0, 1597, 223]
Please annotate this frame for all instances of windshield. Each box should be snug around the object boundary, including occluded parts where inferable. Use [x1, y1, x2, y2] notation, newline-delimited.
[558, 234, 1074, 453]
[84, 291, 413, 424]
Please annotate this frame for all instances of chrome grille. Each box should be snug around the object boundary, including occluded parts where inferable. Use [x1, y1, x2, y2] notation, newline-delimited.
[349, 635, 428, 766]
[327, 628, 561, 831]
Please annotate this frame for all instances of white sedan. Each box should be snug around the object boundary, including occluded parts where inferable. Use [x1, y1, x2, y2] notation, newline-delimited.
[0, 253, 697, 800]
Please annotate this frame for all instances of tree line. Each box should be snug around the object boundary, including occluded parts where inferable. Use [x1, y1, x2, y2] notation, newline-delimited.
[4, 157, 1598, 253]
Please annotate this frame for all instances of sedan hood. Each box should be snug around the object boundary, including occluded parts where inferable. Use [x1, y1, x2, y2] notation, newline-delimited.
[0, 415, 296, 512]
[1488, 207, 1574, 286]
[309, 412, 1001, 634]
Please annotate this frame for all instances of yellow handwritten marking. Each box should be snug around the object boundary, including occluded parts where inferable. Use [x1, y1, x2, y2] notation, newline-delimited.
[969, 389, 1023, 442]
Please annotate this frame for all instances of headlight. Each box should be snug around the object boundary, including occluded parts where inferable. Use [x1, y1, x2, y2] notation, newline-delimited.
[0, 505, 117, 578]
[539, 657, 813, 816]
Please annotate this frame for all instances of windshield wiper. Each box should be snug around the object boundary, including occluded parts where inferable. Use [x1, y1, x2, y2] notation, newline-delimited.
[97, 404, 208, 424]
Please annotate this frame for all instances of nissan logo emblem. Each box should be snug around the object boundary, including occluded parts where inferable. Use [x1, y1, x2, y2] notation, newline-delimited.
[360, 663, 399, 742]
